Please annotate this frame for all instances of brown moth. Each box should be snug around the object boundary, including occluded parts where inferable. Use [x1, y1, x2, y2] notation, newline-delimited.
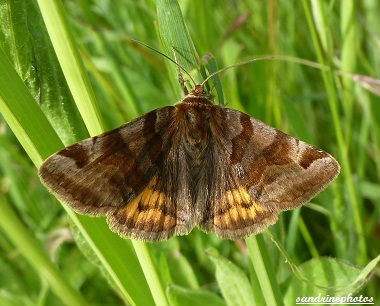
[39, 84, 340, 241]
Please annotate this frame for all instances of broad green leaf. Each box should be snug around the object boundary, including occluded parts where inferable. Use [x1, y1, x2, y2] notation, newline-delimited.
[207, 248, 255, 306]
[36, 0, 104, 136]
[167, 284, 226, 306]
[156, 0, 202, 98]
[0, 0, 38, 97]
[0, 48, 61, 165]
[0, 0, 88, 145]
[206, 55, 225, 106]
[156, 0, 199, 72]
[284, 255, 380, 305]
[167, 250, 199, 289]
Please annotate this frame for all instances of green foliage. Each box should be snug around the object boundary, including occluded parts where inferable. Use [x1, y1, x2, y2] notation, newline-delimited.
[284, 255, 380, 304]
[167, 284, 226, 306]
[0, 0, 379, 305]
[207, 248, 256, 306]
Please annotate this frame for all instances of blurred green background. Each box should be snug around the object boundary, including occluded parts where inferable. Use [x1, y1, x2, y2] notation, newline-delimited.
[0, 0, 379, 305]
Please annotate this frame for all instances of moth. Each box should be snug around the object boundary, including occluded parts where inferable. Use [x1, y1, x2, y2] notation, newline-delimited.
[39, 80, 340, 241]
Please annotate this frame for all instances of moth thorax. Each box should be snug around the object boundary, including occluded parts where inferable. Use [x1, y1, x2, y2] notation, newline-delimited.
[183, 109, 209, 153]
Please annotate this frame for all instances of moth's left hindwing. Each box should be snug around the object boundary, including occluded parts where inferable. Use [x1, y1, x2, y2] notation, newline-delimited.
[39, 106, 193, 241]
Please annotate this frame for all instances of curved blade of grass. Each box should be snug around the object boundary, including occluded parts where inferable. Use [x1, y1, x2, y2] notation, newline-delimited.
[302, 0, 367, 265]
[0, 47, 154, 306]
[340, 0, 357, 143]
[0, 0, 88, 145]
[0, 196, 88, 306]
[245, 235, 284, 306]
[36, 0, 103, 136]
[36, 1, 168, 305]
[0, 48, 61, 164]
[167, 284, 226, 306]
[157, 0, 202, 98]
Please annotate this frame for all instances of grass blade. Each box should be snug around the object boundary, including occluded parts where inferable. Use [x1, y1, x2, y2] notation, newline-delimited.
[302, 0, 367, 265]
[0, 46, 155, 306]
[36, 1, 168, 305]
[157, 0, 202, 97]
[246, 235, 284, 306]
[0, 49, 61, 164]
[36, 0, 104, 135]
[0, 0, 89, 145]
[167, 284, 226, 306]
[0, 197, 88, 306]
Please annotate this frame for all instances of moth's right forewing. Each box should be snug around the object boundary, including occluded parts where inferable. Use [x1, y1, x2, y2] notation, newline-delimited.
[39, 106, 174, 216]
[39, 105, 194, 241]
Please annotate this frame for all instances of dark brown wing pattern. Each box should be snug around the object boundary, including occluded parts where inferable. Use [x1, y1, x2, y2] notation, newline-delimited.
[39, 106, 193, 241]
[200, 107, 340, 239]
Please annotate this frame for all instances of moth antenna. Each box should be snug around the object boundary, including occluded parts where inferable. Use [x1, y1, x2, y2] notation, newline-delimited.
[201, 55, 275, 87]
[131, 39, 196, 87]
[171, 46, 188, 95]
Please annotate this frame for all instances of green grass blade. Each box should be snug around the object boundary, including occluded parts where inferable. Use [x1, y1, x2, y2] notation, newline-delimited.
[0, 0, 89, 145]
[0, 197, 88, 306]
[302, 0, 367, 265]
[36, 0, 104, 136]
[206, 56, 225, 106]
[157, 0, 202, 97]
[285, 210, 301, 259]
[0, 49, 62, 164]
[245, 235, 283, 306]
[36, 1, 168, 305]
[0, 46, 155, 306]
[167, 284, 226, 306]
[340, 0, 357, 143]
[133, 241, 169, 306]
[298, 218, 319, 258]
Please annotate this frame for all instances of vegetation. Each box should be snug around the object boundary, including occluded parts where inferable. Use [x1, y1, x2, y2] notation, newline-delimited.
[0, 0, 379, 305]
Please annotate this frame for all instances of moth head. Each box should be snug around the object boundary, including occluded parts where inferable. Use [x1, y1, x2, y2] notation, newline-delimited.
[181, 85, 214, 104]
[190, 85, 207, 97]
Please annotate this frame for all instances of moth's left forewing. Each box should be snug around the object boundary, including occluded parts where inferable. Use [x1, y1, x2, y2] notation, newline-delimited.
[239, 113, 340, 210]
[200, 107, 340, 240]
